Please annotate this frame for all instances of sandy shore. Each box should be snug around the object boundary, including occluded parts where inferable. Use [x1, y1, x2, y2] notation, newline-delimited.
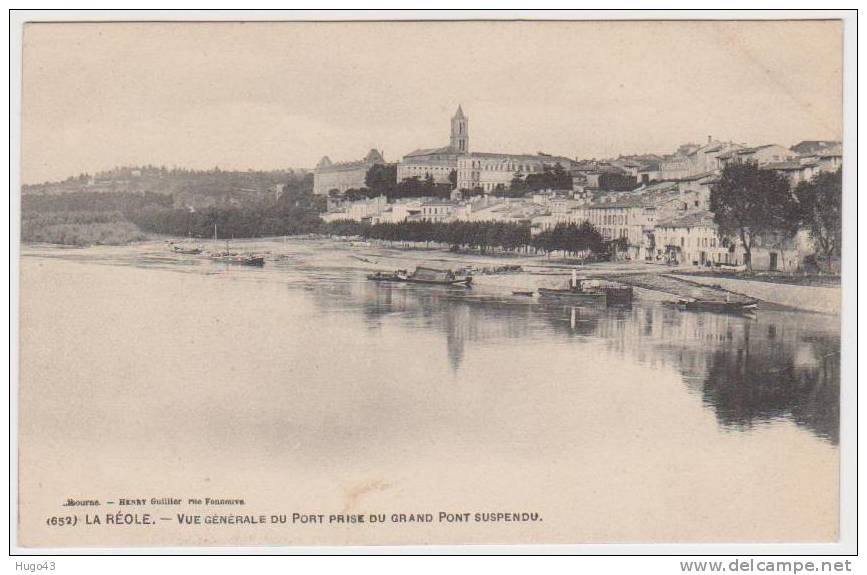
[672, 274, 842, 315]
[325, 239, 842, 314]
[24, 236, 842, 314]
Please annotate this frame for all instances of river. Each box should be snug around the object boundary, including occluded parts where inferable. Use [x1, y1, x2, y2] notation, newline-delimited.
[18, 239, 840, 547]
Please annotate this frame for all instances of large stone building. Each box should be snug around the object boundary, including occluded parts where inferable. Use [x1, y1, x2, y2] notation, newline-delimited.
[397, 106, 576, 191]
[313, 149, 385, 196]
[457, 152, 576, 193]
[396, 107, 468, 184]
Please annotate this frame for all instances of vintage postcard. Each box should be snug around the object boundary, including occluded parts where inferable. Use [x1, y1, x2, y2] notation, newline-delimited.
[14, 15, 850, 550]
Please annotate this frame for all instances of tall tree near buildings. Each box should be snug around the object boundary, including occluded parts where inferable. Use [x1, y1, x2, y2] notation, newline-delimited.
[794, 168, 842, 272]
[364, 164, 397, 196]
[510, 173, 527, 194]
[709, 162, 800, 272]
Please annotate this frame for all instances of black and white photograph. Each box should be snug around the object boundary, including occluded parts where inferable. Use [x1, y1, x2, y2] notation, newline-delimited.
[9, 11, 856, 558]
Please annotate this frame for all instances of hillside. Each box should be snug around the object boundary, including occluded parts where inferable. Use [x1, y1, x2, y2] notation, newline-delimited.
[21, 166, 319, 245]
[22, 165, 313, 210]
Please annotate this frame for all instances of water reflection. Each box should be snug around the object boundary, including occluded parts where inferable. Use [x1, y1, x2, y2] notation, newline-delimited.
[701, 332, 840, 443]
[308, 278, 840, 444]
[24, 243, 840, 446]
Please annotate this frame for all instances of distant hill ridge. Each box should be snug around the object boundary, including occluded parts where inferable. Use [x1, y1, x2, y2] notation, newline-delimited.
[22, 165, 314, 211]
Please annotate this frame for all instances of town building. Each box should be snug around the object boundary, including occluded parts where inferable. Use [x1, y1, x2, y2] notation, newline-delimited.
[762, 160, 819, 186]
[577, 199, 655, 259]
[658, 137, 745, 181]
[532, 195, 654, 259]
[747, 231, 814, 273]
[796, 143, 843, 173]
[320, 194, 388, 223]
[419, 199, 457, 222]
[395, 106, 575, 193]
[457, 152, 575, 192]
[653, 211, 727, 266]
[716, 144, 792, 169]
[313, 149, 386, 196]
[790, 140, 841, 156]
[571, 164, 638, 194]
[636, 161, 663, 184]
[312, 106, 841, 273]
[763, 142, 842, 186]
[396, 107, 467, 185]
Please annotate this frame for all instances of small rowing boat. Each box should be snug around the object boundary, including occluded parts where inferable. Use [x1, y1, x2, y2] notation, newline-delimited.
[538, 287, 606, 300]
[171, 245, 202, 255]
[665, 299, 758, 314]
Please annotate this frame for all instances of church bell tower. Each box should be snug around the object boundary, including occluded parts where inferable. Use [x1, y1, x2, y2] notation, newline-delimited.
[450, 105, 468, 154]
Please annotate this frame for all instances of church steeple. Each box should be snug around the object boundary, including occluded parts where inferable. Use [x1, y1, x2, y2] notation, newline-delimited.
[450, 105, 468, 153]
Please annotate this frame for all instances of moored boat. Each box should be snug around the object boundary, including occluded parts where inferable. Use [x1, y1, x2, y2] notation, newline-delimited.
[171, 245, 202, 255]
[367, 270, 409, 282]
[537, 287, 606, 300]
[604, 286, 634, 306]
[207, 224, 265, 266]
[367, 266, 472, 286]
[538, 271, 633, 306]
[209, 252, 265, 266]
[666, 299, 758, 314]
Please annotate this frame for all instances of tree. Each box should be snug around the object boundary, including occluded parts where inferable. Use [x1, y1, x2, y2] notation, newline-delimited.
[364, 164, 397, 196]
[575, 221, 604, 254]
[530, 222, 604, 259]
[510, 173, 527, 194]
[448, 169, 458, 188]
[521, 163, 573, 193]
[710, 162, 800, 272]
[794, 168, 842, 271]
[342, 188, 378, 202]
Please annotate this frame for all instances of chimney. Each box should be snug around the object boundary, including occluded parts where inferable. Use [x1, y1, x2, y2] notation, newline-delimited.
[708, 135, 712, 144]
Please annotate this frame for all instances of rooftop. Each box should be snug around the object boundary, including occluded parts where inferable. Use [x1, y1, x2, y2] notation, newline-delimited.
[316, 149, 385, 171]
[404, 145, 459, 158]
[468, 151, 574, 164]
[421, 199, 458, 206]
[815, 144, 843, 157]
[657, 211, 717, 229]
[790, 140, 842, 155]
[585, 195, 647, 209]
[763, 161, 805, 171]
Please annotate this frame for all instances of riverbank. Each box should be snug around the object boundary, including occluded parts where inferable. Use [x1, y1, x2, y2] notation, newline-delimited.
[670, 274, 841, 315]
[21, 220, 148, 246]
[331, 240, 842, 314]
[21, 235, 842, 314]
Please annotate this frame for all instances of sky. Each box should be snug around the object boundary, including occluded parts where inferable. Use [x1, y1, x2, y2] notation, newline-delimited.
[20, 19, 843, 184]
